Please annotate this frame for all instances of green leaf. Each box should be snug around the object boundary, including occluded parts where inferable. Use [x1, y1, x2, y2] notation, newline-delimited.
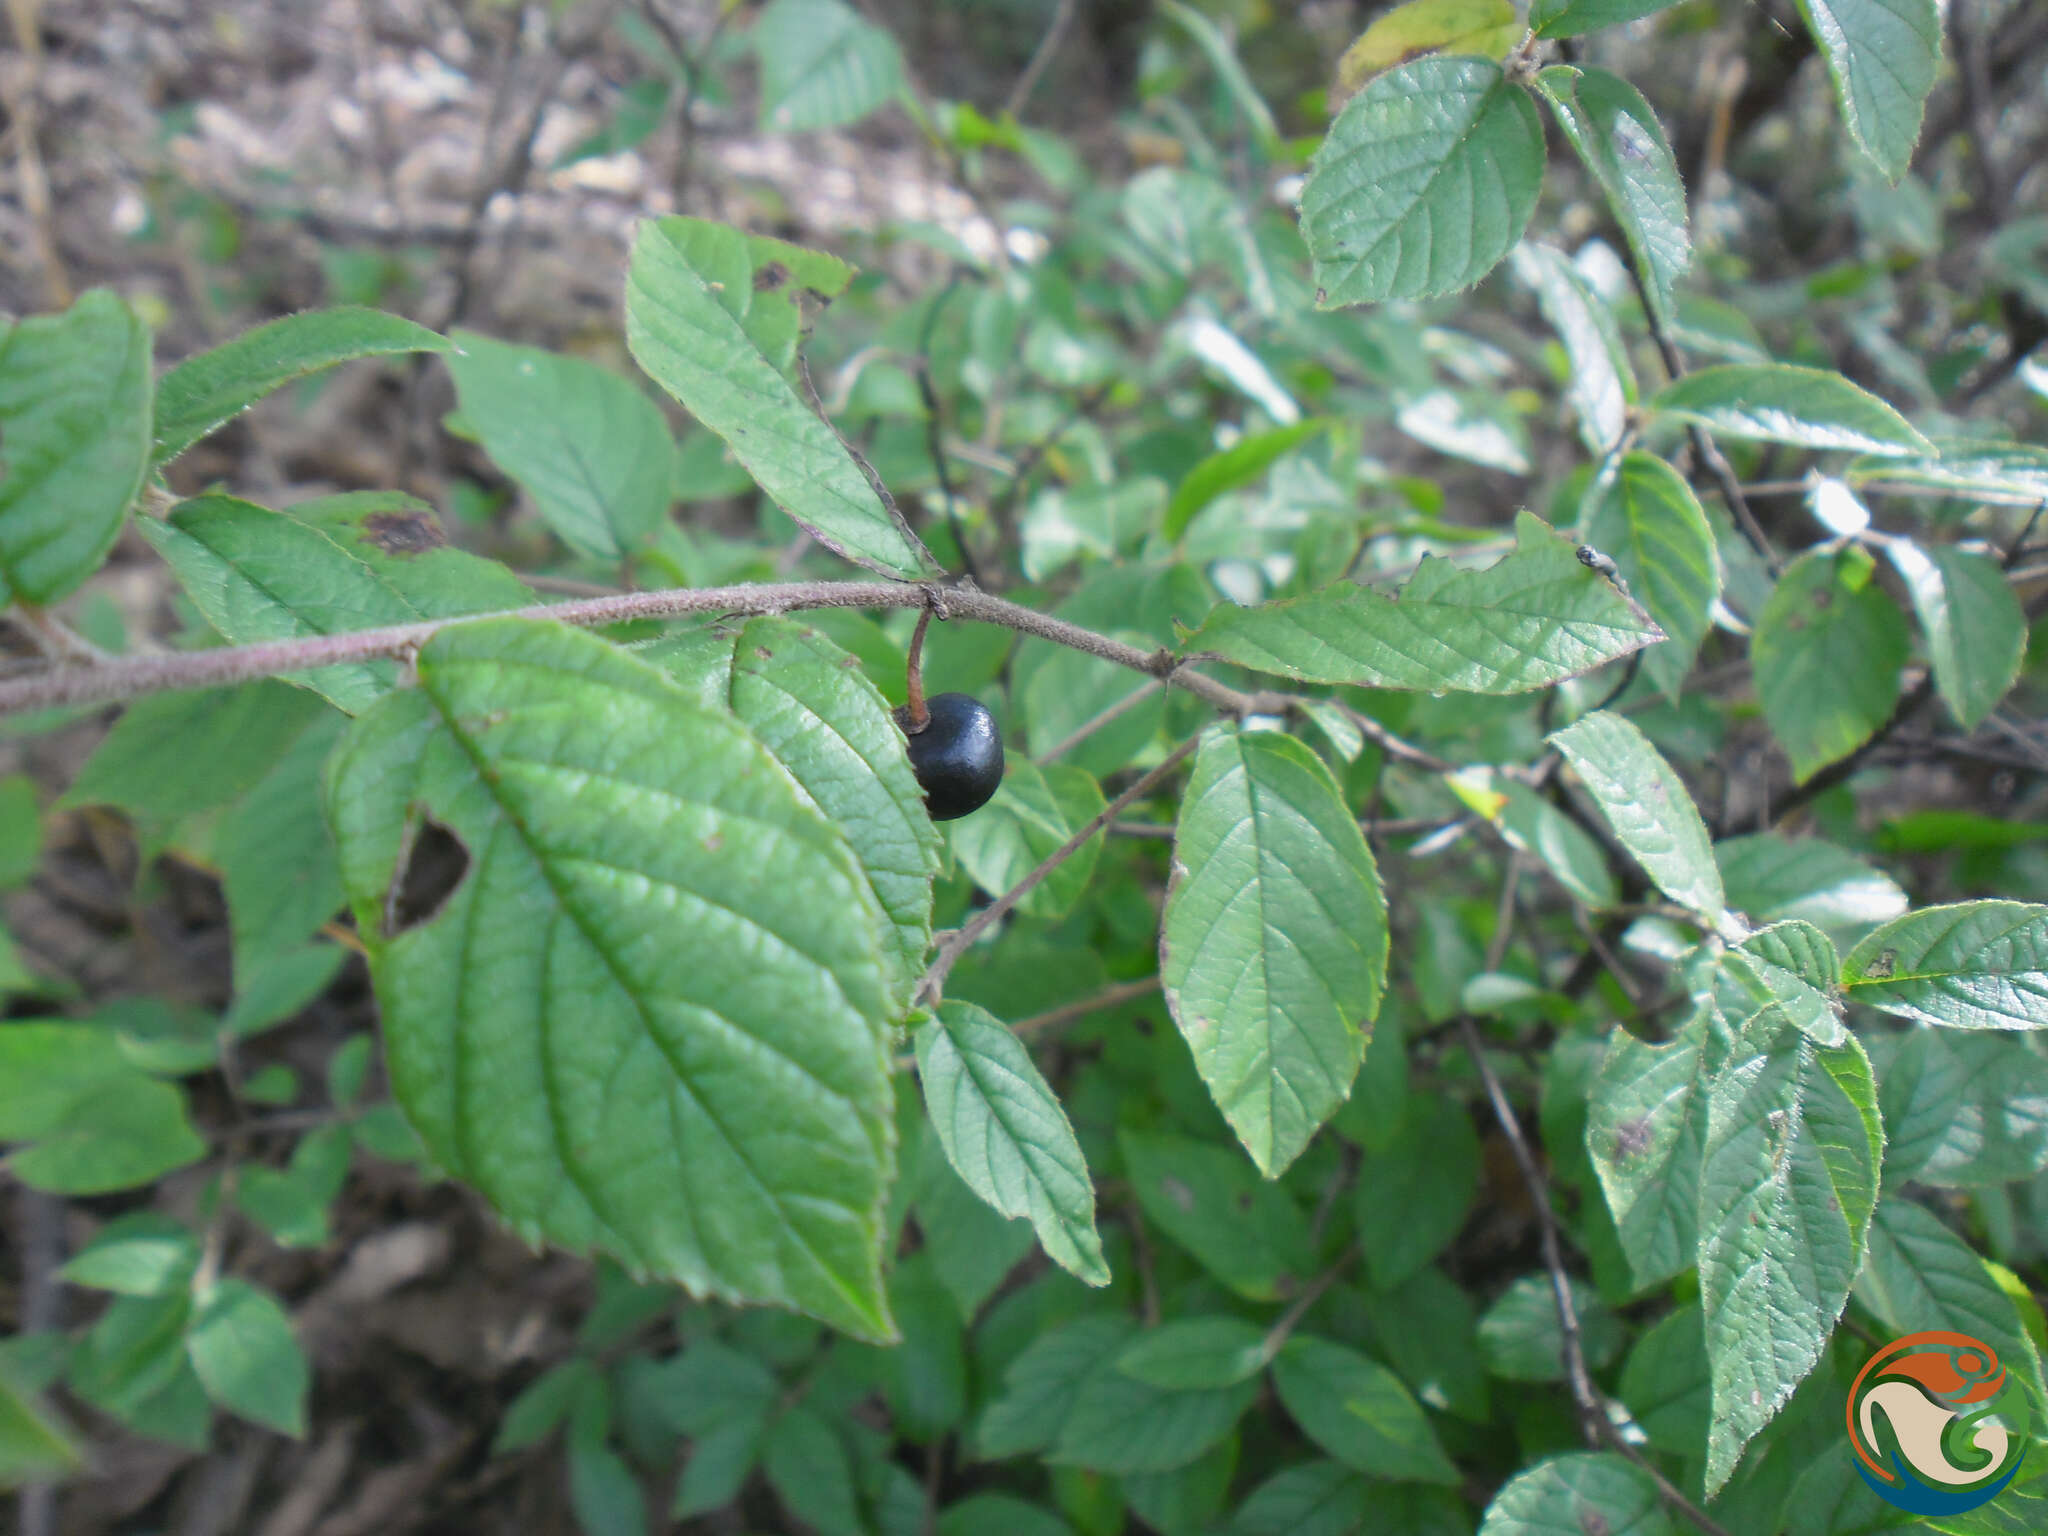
[0, 1365, 83, 1486]
[912, 1133, 1035, 1318]
[1588, 1012, 1708, 1288]
[1873, 1029, 2048, 1187]
[446, 332, 676, 559]
[1271, 1335, 1461, 1484]
[763, 1406, 863, 1536]
[1050, 1355, 1256, 1476]
[0, 1023, 206, 1194]
[1843, 901, 2048, 1030]
[187, 1278, 309, 1437]
[753, 0, 903, 132]
[213, 709, 349, 982]
[1353, 1096, 1480, 1290]
[1550, 709, 1724, 925]
[1582, 453, 1719, 699]
[153, 307, 449, 465]
[0, 289, 152, 604]
[237, 1124, 352, 1247]
[1161, 728, 1387, 1175]
[1698, 1026, 1881, 1492]
[1492, 779, 1619, 910]
[976, 1313, 1135, 1459]
[915, 1002, 1108, 1287]
[1716, 834, 1908, 930]
[638, 217, 854, 374]
[1338, 0, 1519, 91]
[1477, 1452, 1676, 1535]
[1618, 1305, 1710, 1456]
[1301, 57, 1545, 306]
[937, 1494, 1074, 1536]
[949, 760, 1105, 924]
[1118, 1129, 1315, 1301]
[0, 776, 40, 891]
[569, 1430, 648, 1536]
[1188, 512, 1662, 693]
[61, 1213, 199, 1297]
[1536, 68, 1690, 327]
[1164, 420, 1328, 541]
[1794, 0, 1940, 181]
[667, 618, 940, 1004]
[1115, 1317, 1273, 1390]
[1531, 0, 1687, 37]
[1648, 365, 1933, 456]
[494, 1358, 601, 1453]
[1856, 1195, 2048, 1415]
[1233, 1461, 1375, 1536]
[625, 218, 934, 578]
[1514, 243, 1635, 456]
[1886, 541, 2026, 730]
[325, 618, 898, 1339]
[1478, 1274, 1623, 1381]
[1752, 546, 1909, 783]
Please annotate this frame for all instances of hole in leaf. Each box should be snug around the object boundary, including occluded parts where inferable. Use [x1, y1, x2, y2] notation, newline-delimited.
[383, 814, 470, 937]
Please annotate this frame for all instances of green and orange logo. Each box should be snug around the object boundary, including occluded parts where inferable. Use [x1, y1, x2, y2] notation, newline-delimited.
[1848, 1330, 2030, 1516]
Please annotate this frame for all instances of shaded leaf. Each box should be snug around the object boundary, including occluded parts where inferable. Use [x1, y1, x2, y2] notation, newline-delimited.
[1716, 834, 1908, 930]
[1119, 1129, 1315, 1300]
[1886, 541, 2025, 730]
[1272, 1335, 1460, 1484]
[1752, 546, 1909, 783]
[1477, 1452, 1675, 1535]
[1515, 243, 1634, 456]
[1582, 452, 1719, 698]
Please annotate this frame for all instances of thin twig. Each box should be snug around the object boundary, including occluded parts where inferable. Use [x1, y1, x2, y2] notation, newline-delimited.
[914, 274, 984, 583]
[796, 330, 941, 576]
[1004, 0, 1078, 120]
[1036, 678, 1166, 764]
[1260, 1249, 1357, 1358]
[1012, 975, 1162, 1039]
[916, 737, 1202, 1006]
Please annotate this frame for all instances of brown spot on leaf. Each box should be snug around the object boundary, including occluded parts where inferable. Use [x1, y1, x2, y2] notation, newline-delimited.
[754, 646, 774, 661]
[1581, 1515, 1611, 1536]
[753, 260, 790, 292]
[384, 814, 470, 937]
[1811, 586, 1833, 609]
[1612, 1116, 1654, 1161]
[1865, 948, 1897, 979]
[362, 510, 447, 556]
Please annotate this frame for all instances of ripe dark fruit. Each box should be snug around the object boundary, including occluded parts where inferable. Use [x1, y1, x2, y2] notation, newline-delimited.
[896, 692, 1003, 821]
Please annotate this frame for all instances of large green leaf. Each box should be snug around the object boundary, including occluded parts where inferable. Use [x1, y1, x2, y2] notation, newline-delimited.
[1843, 902, 2048, 1030]
[153, 306, 449, 465]
[1536, 68, 1690, 327]
[1300, 56, 1544, 306]
[0, 289, 152, 605]
[1549, 710, 1724, 925]
[1751, 546, 1909, 782]
[1161, 728, 1387, 1176]
[1582, 453, 1718, 698]
[139, 493, 531, 714]
[1271, 1336, 1460, 1484]
[1886, 541, 2026, 730]
[1698, 1025, 1881, 1492]
[753, 0, 903, 132]
[447, 331, 676, 559]
[1477, 1453, 1676, 1536]
[324, 618, 898, 1339]
[625, 218, 934, 578]
[1648, 365, 1932, 456]
[915, 1002, 1108, 1286]
[1187, 512, 1662, 693]
[1794, 0, 1941, 181]
[1856, 1196, 2048, 1416]
[655, 618, 940, 1002]
[1514, 243, 1634, 457]
[1587, 1012, 1708, 1289]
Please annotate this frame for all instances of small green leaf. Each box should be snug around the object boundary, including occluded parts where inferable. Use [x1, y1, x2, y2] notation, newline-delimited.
[1478, 1274, 1623, 1381]
[1618, 1306, 1710, 1456]
[1233, 1461, 1377, 1536]
[1515, 243, 1635, 456]
[753, 0, 903, 132]
[1752, 546, 1909, 783]
[1302, 57, 1545, 306]
[568, 1429, 648, 1536]
[1354, 1096, 1480, 1290]
[1188, 512, 1662, 693]
[61, 1213, 199, 1297]
[1886, 541, 2026, 730]
[446, 332, 676, 559]
[187, 1278, 309, 1437]
[1118, 1129, 1315, 1301]
[1588, 1012, 1708, 1289]
[1582, 453, 1719, 699]
[1843, 902, 2048, 1030]
[1165, 419, 1328, 541]
[1698, 1025, 1881, 1492]
[0, 289, 152, 605]
[1338, 0, 1519, 91]
[1648, 364, 1933, 456]
[1271, 1335, 1461, 1484]
[0, 776, 43, 891]
[978, 1314, 1137, 1460]
[0, 1366, 83, 1487]
[949, 760, 1106, 924]
[325, 618, 898, 1339]
[1794, 0, 1940, 181]
[625, 218, 935, 578]
[153, 307, 449, 465]
[1162, 728, 1387, 1176]
[213, 709, 349, 983]
[1531, 0, 1687, 37]
[237, 1124, 352, 1248]
[1049, 1356, 1256, 1476]
[936, 1494, 1074, 1536]
[0, 1023, 206, 1195]
[1550, 710, 1723, 925]
[1536, 67, 1691, 327]
[1115, 1318, 1274, 1390]
[915, 1002, 1108, 1287]
[638, 218, 854, 374]
[494, 1358, 602, 1454]
[1478, 1452, 1676, 1535]
[1716, 833, 1908, 930]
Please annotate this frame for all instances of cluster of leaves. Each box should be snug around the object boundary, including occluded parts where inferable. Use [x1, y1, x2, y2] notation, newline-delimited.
[5, 0, 2048, 1533]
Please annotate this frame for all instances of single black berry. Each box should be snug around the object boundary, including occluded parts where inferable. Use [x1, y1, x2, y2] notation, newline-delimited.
[896, 692, 1003, 821]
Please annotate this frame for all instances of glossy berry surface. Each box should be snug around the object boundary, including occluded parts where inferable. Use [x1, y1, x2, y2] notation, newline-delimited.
[896, 692, 1003, 821]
